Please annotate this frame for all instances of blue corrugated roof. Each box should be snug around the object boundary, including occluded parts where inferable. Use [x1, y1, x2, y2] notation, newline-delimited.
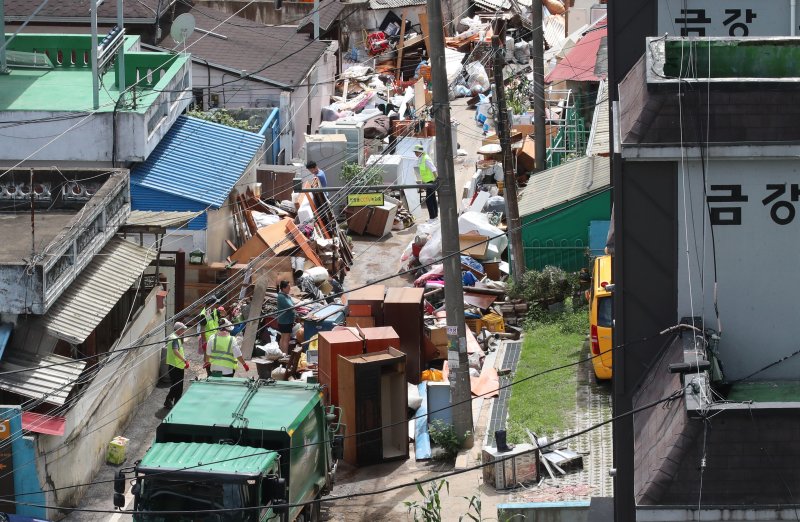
[130, 186, 208, 230]
[131, 115, 264, 209]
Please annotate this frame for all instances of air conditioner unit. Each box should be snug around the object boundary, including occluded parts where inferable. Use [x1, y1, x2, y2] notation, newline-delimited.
[32, 182, 52, 201]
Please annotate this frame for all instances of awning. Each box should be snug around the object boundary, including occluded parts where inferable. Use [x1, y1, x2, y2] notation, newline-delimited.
[125, 210, 202, 230]
[0, 352, 86, 407]
[22, 411, 66, 436]
[546, 22, 607, 83]
[43, 237, 157, 345]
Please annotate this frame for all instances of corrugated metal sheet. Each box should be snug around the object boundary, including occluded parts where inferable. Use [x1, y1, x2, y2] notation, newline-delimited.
[588, 80, 610, 156]
[518, 155, 610, 217]
[43, 238, 157, 345]
[126, 210, 203, 229]
[130, 186, 208, 230]
[544, 13, 566, 49]
[139, 442, 278, 475]
[546, 21, 607, 83]
[368, 0, 425, 9]
[131, 115, 264, 209]
[0, 351, 85, 406]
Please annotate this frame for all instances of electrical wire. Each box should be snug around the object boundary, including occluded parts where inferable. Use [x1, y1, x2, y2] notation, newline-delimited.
[0, 388, 686, 515]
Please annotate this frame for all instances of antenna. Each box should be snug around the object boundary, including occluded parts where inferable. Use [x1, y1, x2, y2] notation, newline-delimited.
[171, 13, 196, 46]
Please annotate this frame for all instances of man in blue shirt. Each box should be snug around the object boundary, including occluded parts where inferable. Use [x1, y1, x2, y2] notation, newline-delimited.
[306, 161, 328, 188]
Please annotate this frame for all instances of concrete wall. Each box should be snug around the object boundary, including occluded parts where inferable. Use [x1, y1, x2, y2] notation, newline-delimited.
[677, 158, 800, 380]
[289, 46, 338, 158]
[196, 0, 314, 25]
[498, 501, 590, 522]
[0, 62, 191, 164]
[36, 287, 165, 518]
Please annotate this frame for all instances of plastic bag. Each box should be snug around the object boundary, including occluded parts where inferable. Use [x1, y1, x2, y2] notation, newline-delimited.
[421, 368, 444, 382]
[466, 62, 490, 94]
[256, 342, 284, 361]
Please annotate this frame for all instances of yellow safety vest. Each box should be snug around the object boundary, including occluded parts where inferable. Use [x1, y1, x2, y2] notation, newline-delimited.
[201, 307, 219, 340]
[208, 335, 237, 370]
[418, 154, 436, 183]
[165, 333, 185, 369]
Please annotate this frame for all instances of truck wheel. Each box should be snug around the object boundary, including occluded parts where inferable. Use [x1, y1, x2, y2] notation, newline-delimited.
[299, 497, 321, 522]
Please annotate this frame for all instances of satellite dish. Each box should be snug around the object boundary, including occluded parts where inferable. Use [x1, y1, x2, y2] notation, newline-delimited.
[170, 13, 196, 45]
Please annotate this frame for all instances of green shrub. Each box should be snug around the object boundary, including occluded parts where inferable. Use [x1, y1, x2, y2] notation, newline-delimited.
[340, 162, 384, 187]
[509, 266, 575, 307]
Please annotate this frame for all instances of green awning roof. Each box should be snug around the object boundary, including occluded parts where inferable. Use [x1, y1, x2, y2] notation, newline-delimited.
[138, 442, 278, 476]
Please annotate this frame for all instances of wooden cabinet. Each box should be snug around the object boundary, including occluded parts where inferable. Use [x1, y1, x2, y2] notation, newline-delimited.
[318, 329, 364, 407]
[256, 165, 299, 202]
[361, 326, 400, 353]
[345, 284, 386, 326]
[338, 348, 408, 467]
[383, 287, 425, 384]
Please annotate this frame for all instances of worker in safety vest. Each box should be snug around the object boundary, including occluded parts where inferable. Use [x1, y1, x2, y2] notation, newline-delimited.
[196, 295, 221, 355]
[203, 319, 249, 377]
[413, 144, 438, 220]
[164, 322, 190, 409]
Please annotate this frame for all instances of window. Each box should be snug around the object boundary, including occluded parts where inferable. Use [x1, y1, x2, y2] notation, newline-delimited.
[597, 296, 613, 328]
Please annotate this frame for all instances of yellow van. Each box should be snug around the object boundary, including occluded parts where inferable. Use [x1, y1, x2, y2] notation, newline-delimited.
[588, 254, 613, 382]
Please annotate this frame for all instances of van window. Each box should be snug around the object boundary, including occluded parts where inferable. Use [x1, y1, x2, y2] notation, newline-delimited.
[597, 296, 612, 328]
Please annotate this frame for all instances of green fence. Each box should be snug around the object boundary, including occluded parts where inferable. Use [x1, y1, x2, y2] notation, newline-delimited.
[523, 239, 590, 272]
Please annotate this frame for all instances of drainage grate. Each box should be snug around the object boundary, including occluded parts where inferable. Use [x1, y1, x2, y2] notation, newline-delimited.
[487, 340, 522, 446]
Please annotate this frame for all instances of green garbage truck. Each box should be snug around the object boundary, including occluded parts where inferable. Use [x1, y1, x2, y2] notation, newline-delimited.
[114, 378, 343, 521]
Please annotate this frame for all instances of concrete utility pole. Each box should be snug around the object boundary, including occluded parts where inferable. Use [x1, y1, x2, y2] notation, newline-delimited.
[492, 35, 526, 283]
[426, 0, 473, 446]
[531, 0, 547, 171]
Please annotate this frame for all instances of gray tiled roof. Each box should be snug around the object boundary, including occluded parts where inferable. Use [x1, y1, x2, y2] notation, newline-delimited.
[159, 5, 330, 88]
[296, 0, 348, 34]
[3, 0, 173, 22]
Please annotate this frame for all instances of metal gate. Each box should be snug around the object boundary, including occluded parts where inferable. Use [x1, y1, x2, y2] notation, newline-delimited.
[523, 238, 589, 272]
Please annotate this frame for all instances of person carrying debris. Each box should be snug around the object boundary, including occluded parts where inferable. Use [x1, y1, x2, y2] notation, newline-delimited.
[203, 318, 249, 377]
[276, 280, 296, 355]
[306, 161, 328, 188]
[413, 144, 438, 220]
[196, 296, 221, 355]
[164, 322, 189, 409]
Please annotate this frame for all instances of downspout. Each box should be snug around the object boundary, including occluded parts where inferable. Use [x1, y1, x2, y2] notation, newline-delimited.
[793, 0, 797, 36]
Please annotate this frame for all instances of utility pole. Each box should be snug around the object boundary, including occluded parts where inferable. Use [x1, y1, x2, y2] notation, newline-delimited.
[492, 35, 526, 283]
[531, 0, 547, 171]
[426, 0, 473, 446]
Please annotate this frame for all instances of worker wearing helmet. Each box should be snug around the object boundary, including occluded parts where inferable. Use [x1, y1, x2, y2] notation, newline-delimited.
[413, 144, 438, 220]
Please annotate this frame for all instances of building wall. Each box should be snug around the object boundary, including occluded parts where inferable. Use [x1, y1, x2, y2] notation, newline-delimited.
[0, 63, 191, 164]
[677, 158, 800, 380]
[195, 0, 314, 25]
[192, 43, 336, 162]
[205, 165, 258, 265]
[521, 190, 611, 271]
[36, 287, 165, 517]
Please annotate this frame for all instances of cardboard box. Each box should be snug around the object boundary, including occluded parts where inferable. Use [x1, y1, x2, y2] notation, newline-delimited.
[346, 316, 376, 328]
[425, 324, 448, 346]
[107, 436, 130, 465]
[459, 234, 489, 259]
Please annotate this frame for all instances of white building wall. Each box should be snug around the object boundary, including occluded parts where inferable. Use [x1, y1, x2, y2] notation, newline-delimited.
[677, 158, 800, 380]
[36, 287, 165, 517]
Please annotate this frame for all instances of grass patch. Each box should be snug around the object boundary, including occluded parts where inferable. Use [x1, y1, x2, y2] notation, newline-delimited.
[506, 302, 587, 444]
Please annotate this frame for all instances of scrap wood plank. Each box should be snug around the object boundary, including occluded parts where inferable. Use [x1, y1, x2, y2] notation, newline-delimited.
[395, 12, 407, 80]
[417, 12, 431, 56]
[240, 275, 269, 360]
[285, 220, 324, 267]
[303, 184, 332, 239]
